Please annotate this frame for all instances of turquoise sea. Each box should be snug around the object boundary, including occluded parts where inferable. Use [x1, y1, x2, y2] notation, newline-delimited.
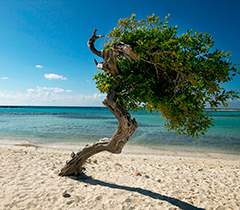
[0, 106, 239, 155]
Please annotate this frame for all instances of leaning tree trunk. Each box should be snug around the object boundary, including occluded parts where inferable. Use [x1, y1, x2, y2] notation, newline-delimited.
[59, 29, 139, 176]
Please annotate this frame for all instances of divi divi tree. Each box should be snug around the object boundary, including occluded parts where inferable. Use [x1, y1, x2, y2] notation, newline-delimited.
[59, 14, 239, 176]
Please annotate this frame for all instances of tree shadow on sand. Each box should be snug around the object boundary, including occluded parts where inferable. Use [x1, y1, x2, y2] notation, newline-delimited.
[69, 175, 205, 210]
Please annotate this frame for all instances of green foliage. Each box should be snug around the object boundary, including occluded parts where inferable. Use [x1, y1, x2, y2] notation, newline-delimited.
[93, 71, 114, 93]
[86, 158, 98, 164]
[81, 166, 86, 174]
[93, 14, 240, 137]
[81, 158, 98, 174]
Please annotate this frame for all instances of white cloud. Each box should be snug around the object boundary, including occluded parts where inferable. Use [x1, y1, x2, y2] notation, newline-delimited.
[52, 88, 64, 93]
[1, 77, 9, 80]
[27, 89, 35, 93]
[0, 89, 106, 106]
[36, 65, 44, 68]
[29, 86, 72, 93]
[36, 86, 64, 93]
[93, 93, 103, 99]
[44, 73, 67, 80]
[34, 86, 67, 93]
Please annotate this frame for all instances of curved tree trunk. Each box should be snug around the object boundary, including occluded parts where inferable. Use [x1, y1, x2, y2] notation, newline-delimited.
[59, 30, 139, 176]
[59, 87, 138, 176]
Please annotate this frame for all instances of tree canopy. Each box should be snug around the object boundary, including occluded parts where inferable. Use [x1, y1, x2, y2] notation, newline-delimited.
[93, 14, 240, 137]
[59, 14, 240, 177]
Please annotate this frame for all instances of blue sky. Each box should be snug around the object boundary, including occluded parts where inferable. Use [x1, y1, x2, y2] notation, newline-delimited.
[0, 0, 239, 107]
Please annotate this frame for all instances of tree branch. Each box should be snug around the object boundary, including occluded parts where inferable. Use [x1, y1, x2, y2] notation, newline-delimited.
[87, 29, 139, 75]
[59, 30, 139, 177]
[87, 29, 104, 58]
[59, 86, 138, 176]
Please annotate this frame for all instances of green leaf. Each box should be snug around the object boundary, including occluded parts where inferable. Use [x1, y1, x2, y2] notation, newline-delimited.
[95, 13, 240, 138]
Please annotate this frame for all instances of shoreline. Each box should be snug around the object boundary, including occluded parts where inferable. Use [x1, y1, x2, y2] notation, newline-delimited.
[0, 144, 239, 209]
[1, 138, 239, 160]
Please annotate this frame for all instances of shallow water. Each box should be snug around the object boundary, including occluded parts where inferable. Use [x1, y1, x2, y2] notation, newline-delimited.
[0, 106, 239, 155]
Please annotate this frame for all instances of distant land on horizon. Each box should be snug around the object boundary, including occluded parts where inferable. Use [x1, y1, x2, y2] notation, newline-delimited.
[204, 108, 240, 111]
[0, 105, 240, 111]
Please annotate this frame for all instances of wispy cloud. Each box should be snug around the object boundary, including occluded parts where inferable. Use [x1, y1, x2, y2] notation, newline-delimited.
[0, 89, 105, 106]
[36, 65, 44, 68]
[37, 86, 65, 93]
[27, 86, 72, 93]
[26, 88, 35, 93]
[1, 77, 9, 80]
[44, 73, 67, 80]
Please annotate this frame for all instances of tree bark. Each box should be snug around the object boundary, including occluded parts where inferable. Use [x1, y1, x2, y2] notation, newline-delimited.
[59, 29, 139, 176]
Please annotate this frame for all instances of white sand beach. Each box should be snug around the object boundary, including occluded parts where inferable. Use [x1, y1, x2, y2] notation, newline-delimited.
[0, 144, 239, 210]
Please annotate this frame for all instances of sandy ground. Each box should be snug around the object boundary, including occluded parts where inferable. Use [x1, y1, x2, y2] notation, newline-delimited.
[0, 144, 239, 210]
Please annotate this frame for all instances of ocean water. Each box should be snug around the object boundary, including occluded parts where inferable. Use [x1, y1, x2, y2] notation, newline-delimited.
[0, 106, 239, 155]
